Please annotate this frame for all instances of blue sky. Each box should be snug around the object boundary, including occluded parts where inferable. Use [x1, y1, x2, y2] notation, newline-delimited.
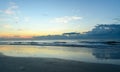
[0, 0, 120, 37]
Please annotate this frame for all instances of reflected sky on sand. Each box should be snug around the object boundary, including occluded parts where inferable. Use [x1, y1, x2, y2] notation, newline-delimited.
[0, 45, 120, 65]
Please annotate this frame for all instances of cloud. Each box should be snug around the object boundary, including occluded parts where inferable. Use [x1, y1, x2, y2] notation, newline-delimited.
[14, 16, 20, 23]
[50, 16, 82, 24]
[0, 2, 23, 24]
[17, 28, 25, 31]
[2, 24, 12, 29]
[112, 17, 120, 23]
[10, 5, 18, 10]
[24, 17, 31, 22]
[3, 2, 18, 15]
[4, 9, 14, 15]
[9, 2, 16, 5]
[0, 1, 31, 25]
[0, 18, 11, 21]
[9, 2, 18, 9]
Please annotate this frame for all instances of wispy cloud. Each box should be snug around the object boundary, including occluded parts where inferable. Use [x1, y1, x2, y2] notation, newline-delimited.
[0, 1, 31, 24]
[14, 16, 19, 22]
[4, 9, 14, 15]
[0, 18, 11, 21]
[2, 24, 12, 29]
[50, 16, 82, 24]
[0, 2, 20, 23]
[24, 17, 31, 22]
[4, 2, 18, 15]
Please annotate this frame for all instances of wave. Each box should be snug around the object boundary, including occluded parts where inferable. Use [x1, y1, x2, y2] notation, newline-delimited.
[0, 40, 120, 48]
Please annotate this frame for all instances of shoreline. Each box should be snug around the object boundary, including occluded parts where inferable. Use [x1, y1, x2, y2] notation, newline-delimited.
[0, 54, 120, 72]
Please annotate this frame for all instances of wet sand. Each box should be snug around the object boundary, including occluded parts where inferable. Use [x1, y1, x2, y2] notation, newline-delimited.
[0, 54, 120, 72]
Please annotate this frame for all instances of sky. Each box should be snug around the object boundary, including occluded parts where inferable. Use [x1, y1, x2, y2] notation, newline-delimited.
[0, 0, 120, 38]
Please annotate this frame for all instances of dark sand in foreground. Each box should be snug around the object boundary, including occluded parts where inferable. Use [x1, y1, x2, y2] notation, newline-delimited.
[0, 54, 120, 72]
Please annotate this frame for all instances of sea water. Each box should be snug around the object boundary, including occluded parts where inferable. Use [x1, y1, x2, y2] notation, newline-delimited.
[0, 39, 120, 65]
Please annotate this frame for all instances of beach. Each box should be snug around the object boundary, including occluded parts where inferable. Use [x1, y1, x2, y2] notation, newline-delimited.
[0, 54, 120, 72]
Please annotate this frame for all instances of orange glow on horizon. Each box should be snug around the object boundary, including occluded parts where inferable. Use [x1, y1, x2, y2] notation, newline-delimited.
[0, 31, 66, 38]
[0, 30, 86, 38]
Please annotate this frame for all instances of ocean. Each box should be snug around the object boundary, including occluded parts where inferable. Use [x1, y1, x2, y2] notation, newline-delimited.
[0, 39, 120, 65]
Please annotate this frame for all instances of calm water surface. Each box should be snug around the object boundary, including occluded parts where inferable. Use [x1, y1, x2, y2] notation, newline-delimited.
[0, 45, 120, 65]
